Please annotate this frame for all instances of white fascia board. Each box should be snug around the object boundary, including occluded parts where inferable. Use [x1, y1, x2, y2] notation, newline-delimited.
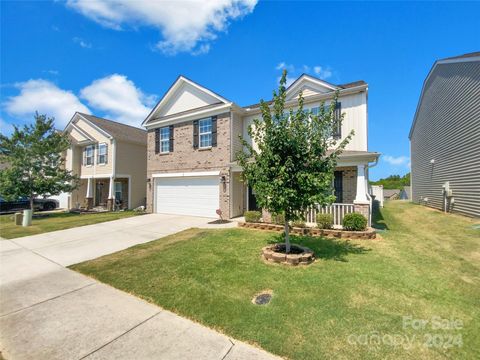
[77, 113, 113, 140]
[152, 171, 221, 178]
[142, 76, 231, 127]
[70, 123, 95, 142]
[80, 174, 113, 179]
[243, 85, 367, 115]
[286, 74, 339, 99]
[145, 103, 232, 129]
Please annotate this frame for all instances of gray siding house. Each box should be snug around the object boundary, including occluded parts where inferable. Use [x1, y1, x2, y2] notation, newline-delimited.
[409, 52, 480, 217]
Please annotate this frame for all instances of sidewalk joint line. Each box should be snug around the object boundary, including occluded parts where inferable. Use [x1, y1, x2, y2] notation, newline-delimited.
[78, 311, 162, 360]
[0, 282, 95, 318]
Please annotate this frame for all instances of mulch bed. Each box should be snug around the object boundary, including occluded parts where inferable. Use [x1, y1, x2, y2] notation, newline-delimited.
[208, 219, 232, 224]
[239, 222, 376, 240]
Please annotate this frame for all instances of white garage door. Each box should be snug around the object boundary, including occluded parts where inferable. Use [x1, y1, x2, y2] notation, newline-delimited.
[155, 176, 219, 217]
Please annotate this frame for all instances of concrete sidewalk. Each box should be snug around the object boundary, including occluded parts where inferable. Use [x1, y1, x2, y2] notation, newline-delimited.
[0, 216, 279, 360]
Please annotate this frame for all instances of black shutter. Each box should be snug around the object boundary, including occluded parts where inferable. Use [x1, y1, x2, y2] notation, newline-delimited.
[169, 125, 174, 152]
[155, 128, 160, 154]
[104, 143, 108, 164]
[96, 144, 99, 164]
[193, 120, 199, 149]
[333, 102, 342, 139]
[211, 116, 217, 147]
[83, 147, 86, 165]
[333, 171, 343, 203]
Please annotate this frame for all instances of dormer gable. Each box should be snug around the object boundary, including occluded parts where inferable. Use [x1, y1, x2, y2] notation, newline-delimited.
[285, 74, 339, 101]
[142, 76, 231, 126]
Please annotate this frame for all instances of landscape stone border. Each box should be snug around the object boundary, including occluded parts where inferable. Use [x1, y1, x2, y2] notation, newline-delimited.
[239, 222, 376, 240]
[262, 244, 315, 266]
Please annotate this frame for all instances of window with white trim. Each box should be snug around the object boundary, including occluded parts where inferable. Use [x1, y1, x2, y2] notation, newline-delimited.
[160, 127, 170, 153]
[97, 143, 107, 164]
[199, 118, 212, 148]
[85, 145, 94, 166]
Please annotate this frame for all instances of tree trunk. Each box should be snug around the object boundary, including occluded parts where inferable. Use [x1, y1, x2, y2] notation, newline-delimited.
[284, 220, 291, 253]
[30, 196, 34, 211]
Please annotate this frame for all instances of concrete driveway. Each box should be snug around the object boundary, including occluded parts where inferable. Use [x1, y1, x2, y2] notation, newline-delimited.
[0, 214, 278, 360]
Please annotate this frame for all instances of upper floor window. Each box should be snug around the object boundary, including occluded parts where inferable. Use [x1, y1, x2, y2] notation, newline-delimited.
[160, 127, 170, 153]
[84, 145, 94, 166]
[199, 118, 212, 148]
[97, 143, 107, 164]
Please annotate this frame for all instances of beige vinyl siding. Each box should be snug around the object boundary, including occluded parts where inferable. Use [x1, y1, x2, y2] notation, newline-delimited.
[410, 60, 480, 217]
[75, 118, 114, 176]
[116, 140, 147, 209]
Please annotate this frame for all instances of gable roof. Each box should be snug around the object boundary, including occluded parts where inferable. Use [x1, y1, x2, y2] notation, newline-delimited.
[409, 51, 480, 139]
[142, 75, 232, 126]
[74, 113, 146, 145]
[243, 75, 367, 110]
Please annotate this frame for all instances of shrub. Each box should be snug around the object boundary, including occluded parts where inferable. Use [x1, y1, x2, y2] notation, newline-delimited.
[244, 211, 261, 223]
[316, 213, 333, 229]
[291, 219, 306, 228]
[272, 212, 285, 225]
[343, 213, 367, 231]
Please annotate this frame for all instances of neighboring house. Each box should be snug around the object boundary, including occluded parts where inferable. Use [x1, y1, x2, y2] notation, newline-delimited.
[383, 189, 401, 201]
[409, 52, 480, 217]
[63, 112, 147, 210]
[142, 74, 379, 224]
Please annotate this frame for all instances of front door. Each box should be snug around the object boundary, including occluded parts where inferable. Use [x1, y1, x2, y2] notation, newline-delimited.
[248, 186, 259, 211]
[334, 171, 343, 203]
[95, 181, 107, 206]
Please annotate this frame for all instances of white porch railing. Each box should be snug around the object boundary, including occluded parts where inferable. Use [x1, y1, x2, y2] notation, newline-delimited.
[304, 203, 356, 227]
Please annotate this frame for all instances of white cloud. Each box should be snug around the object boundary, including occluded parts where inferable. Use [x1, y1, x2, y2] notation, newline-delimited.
[66, 0, 258, 55]
[73, 37, 92, 48]
[275, 62, 333, 88]
[80, 74, 156, 126]
[3, 79, 91, 129]
[383, 155, 410, 167]
[313, 66, 332, 79]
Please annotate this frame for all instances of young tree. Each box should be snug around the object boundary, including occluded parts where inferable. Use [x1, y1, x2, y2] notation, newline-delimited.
[0, 113, 79, 213]
[237, 71, 353, 253]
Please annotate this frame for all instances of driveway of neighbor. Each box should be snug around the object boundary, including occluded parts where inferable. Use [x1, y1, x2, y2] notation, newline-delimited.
[0, 214, 278, 360]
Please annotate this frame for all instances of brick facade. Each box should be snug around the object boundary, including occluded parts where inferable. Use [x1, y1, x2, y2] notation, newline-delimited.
[146, 112, 233, 217]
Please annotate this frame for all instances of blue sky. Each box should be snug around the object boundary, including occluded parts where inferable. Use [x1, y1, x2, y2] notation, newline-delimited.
[1, 1, 479, 180]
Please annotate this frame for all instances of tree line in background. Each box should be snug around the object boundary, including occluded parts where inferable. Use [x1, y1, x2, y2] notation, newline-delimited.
[369, 173, 410, 190]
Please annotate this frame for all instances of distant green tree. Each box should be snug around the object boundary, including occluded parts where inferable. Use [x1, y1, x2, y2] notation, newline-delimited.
[370, 173, 410, 190]
[0, 113, 79, 212]
[237, 70, 353, 253]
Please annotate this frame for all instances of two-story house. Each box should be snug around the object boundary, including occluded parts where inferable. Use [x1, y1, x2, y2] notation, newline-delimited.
[64, 112, 147, 211]
[143, 74, 379, 224]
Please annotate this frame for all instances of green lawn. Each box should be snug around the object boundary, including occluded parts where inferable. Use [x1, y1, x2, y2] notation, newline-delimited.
[71, 202, 480, 359]
[0, 211, 142, 239]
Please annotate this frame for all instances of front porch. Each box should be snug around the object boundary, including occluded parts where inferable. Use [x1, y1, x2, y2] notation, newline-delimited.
[71, 177, 130, 211]
[231, 162, 374, 226]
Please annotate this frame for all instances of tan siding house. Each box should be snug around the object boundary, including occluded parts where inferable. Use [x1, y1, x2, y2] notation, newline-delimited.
[142, 75, 380, 225]
[65, 113, 147, 211]
[409, 52, 480, 217]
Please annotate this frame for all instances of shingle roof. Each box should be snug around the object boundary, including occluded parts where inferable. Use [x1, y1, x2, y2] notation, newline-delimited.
[384, 189, 401, 198]
[78, 113, 147, 145]
[242, 77, 367, 110]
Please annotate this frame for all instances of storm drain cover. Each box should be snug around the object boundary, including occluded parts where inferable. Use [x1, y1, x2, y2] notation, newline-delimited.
[253, 292, 272, 305]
